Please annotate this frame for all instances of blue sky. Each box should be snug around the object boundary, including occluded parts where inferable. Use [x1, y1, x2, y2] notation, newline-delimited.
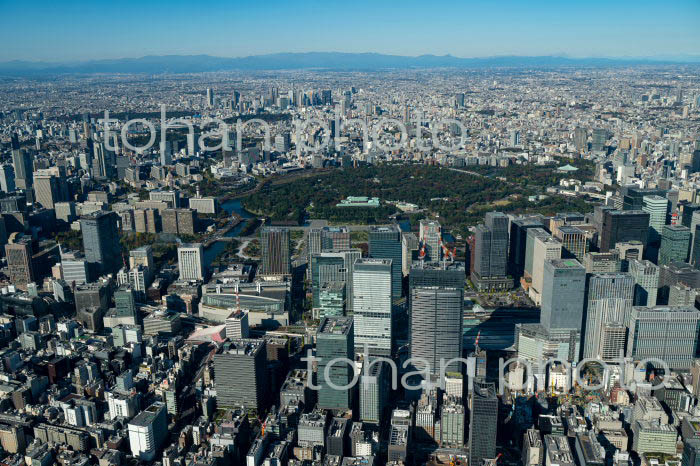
[1, 0, 699, 62]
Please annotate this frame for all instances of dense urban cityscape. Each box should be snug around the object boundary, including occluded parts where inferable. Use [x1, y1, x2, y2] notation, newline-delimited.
[1, 2, 700, 466]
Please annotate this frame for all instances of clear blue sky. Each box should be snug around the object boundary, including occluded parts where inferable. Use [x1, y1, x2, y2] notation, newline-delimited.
[2, 0, 699, 62]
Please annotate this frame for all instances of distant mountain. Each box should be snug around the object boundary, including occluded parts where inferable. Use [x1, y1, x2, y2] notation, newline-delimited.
[0, 52, 698, 76]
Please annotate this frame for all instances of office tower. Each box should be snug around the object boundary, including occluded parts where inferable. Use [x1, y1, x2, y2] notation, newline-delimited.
[206, 88, 214, 107]
[317, 317, 354, 410]
[472, 212, 512, 291]
[583, 274, 634, 360]
[642, 195, 670, 247]
[159, 141, 172, 166]
[616, 240, 645, 264]
[92, 140, 115, 180]
[353, 258, 393, 357]
[455, 93, 465, 107]
[318, 282, 345, 318]
[628, 306, 700, 370]
[0, 164, 15, 192]
[629, 259, 659, 306]
[529, 235, 562, 305]
[11, 134, 33, 190]
[682, 204, 700, 228]
[468, 380, 498, 466]
[177, 244, 204, 281]
[524, 227, 550, 278]
[440, 398, 466, 447]
[360, 359, 390, 424]
[599, 210, 650, 252]
[410, 286, 463, 375]
[307, 226, 351, 278]
[114, 288, 138, 320]
[554, 225, 587, 261]
[583, 251, 621, 274]
[275, 132, 291, 153]
[659, 225, 691, 265]
[683, 440, 700, 466]
[509, 217, 544, 280]
[213, 339, 268, 410]
[128, 402, 168, 462]
[260, 227, 291, 276]
[509, 129, 521, 147]
[80, 211, 121, 275]
[5, 238, 34, 290]
[691, 224, 700, 268]
[622, 187, 667, 211]
[659, 262, 700, 304]
[419, 220, 442, 262]
[368, 225, 403, 298]
[311, 249, 361, 311]
[591, 128, 607, 152]
[409, 261, 465, 290]
[574, 127, 587, 152]
[33, 174, 63, 210]
[541, 259, 586, 331]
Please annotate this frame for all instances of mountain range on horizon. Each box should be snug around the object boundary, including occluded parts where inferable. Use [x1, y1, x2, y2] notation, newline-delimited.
[2, 51, 700, 76]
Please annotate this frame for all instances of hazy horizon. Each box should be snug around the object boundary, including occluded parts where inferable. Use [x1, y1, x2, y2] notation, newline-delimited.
[1, 0, 698, 62]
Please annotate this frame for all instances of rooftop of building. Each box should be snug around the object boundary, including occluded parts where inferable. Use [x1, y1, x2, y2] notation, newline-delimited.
[318, 316, 353, 335]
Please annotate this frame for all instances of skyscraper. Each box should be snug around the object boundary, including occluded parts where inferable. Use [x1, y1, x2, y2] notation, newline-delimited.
[353, 258, 393, 357]
[472, 212, 512, 291]
[369, 225, 403, 298]
[5, 237, 34, 290]
[311, 249, 361, 311]
[468, 380, 498, 466]
[213, 339, 268, 411]
[540, 259, 586, 332]
[11, 134, 33, 190]
[0, 164, 16, 193]
[659, 225, 691, 265]
[583, 273, 634, 360]
[628, 306, 700, 370]
[177, 243, 204, 281]
[410, 286, 463, 375]
[629, 259, 659, 307]
[260, 227, 291, 276]
[509, 216, 544, 280]
[600, 210, 650, 252]
[419, 220, 442, 263]
[80, 211, 121, 275]
[642, 195, 669, 250]
[33, 174, 63, 210]
[317, 317, 354, 410]
[360, 359, 390, 424]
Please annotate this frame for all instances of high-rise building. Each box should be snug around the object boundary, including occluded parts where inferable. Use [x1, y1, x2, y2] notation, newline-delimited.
[114, 288, 138, 320]
[11, 134, 33, 190]
[409, 261, 465, 290]
[33, 174, 63, 210]
[472, 212, 512, 291]
[317, 317, 354, 410]
[360, 359, 390, 424]
[177, 243, 204, 281]
[642, 195, 670, 250]
[419, 220, 442, 263]
[622, 187, 667, 211]
[554, 226, 588, 261]
[509, 217, 544, 279]
[80, 211, 121, 275]
[573, 127, 587, 152]
[128, 402, 167, 462]
[583, 274, 634, 360]
[311, 249, 361, 311]
[213, 339, 268, 411]
[260, 227, 291, 276]
[628, 306, 700, 370]
[600, 210, 650, 252]
[583, 251, 621, 274]
[629, 259, 659, 307]
[369, 225, 403, 298]
[468, 380, 498, 466]
[529, 235, 562, 305]
[524, 228, 550, 278]
[659, 224, 691, 265]
[440, 398, 466, 447]
[410, 286, 463, 376]
[0, 164, 16, 193]
[540, 259, 586, 332]
[5, 237, 34, 290]
[353, 258, 393, 357]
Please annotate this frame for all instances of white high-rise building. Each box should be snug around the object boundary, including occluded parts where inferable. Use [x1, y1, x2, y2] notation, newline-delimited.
[529, 236, 562, 305]
[419, 220, 442, 263]
[128, 402, 167, 462]
[353, 258, 393, 357]
[177, 244, 204, 281]
[629, 259, 659, 307]
[583, 273, 634, 360]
